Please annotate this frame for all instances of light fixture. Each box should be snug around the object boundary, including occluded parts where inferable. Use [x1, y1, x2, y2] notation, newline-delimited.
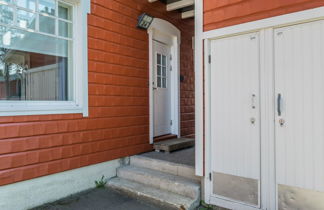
[137, 13, 154, 30]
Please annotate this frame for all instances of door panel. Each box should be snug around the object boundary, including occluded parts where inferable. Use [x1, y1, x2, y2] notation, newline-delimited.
[153, 41, 172, 137]
[210, 32, 261, 207]
[275, 20, 324, 210]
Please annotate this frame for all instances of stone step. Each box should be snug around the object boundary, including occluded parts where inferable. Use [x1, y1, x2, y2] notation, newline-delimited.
[107, 177, 199, 210]
[117, 165, 200, 200]
[153, 138, 194, 153]
[130, 155, 200, 182]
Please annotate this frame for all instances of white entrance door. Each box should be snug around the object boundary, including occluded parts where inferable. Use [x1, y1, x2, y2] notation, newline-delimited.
[153, 41, 172, 137]
[274, 20, 324, 210]
[210, 33, 261, 208]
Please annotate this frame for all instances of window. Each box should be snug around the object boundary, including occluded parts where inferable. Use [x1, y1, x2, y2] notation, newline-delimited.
[0, 0, 90, 116]
[156, 53, 167, 88]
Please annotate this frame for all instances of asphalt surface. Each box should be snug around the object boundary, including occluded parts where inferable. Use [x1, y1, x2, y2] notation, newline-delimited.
[30, 188, 167, 210]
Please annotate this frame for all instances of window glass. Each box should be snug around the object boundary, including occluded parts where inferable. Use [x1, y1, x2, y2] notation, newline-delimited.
[59, 20, 72, 38]
[0, 4, 13, 25]
[0, 25, 72, 101]
[39, 15, 55, 34]
[17, 10, 36, 29]
[16, 0, 36, 11]
[58, 2, 72, 20]
[39, 0, 55, 16]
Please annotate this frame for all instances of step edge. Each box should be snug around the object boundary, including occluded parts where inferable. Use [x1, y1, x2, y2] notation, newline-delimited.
[117, 165, 200, 199]
[107, 178, 199, 210]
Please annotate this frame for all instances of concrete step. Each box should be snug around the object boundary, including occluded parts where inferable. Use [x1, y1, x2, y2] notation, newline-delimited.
[107, 177, 199, 210]
[117, 165, 200, 200]
[130, 155, 200, 182]
[153, 138, 194, 153]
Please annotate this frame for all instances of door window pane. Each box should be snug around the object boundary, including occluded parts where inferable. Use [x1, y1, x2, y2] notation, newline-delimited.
[39, 0, 55, 16]
[157, 54, 161, 65]
[16, 0, 36, 11]
[162, 78, 166, 88]
[162, 55, 166, 66]
[39, 15, 55, 35]
[0, 5, 13, 25]
[17, 10, 36, 29]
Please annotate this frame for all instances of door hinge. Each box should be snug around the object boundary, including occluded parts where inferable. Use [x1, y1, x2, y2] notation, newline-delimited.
[170, 65, 172, 71]
[209, 173, 212, 181]
[208, 55, 211, 64]
[170, 120, 173, 126]
[170, 54, 172, 61]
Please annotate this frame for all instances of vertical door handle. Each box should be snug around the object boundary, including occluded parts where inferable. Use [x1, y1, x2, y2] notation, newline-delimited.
[251, 94, 256, 109]
[277, 94, 282, 116]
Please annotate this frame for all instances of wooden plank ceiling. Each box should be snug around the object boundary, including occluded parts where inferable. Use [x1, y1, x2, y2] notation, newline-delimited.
[148, 0, 195, 19]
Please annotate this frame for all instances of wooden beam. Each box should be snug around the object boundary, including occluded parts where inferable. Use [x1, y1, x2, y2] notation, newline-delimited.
[182, 9, 194, 19]
[167, 0, 194, 11]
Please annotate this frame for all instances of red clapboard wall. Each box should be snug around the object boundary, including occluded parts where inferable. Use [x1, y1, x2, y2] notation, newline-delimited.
[0, 0, 194, 186]
[204, 0, 324, 31]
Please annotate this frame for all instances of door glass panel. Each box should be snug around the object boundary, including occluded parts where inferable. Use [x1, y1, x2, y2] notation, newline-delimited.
[157, 53, 161, 65]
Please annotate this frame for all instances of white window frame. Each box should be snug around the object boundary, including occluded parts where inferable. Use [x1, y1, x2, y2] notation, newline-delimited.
[0, 0, 90, 116]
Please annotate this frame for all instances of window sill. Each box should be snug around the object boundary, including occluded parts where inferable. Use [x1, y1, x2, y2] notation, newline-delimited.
[0, 101, 87, 117]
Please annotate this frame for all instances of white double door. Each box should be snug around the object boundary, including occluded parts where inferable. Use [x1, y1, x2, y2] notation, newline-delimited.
[210, 20, 324, 210]
[153, 41, 172, 137]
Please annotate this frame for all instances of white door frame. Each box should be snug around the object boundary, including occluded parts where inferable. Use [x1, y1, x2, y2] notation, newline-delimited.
[148, 18, 181, 144]
[203, 6, 324, 210]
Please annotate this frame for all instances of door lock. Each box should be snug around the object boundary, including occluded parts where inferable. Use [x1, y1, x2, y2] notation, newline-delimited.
[250, 117, 256, 125]
[279, 119, 285, 127]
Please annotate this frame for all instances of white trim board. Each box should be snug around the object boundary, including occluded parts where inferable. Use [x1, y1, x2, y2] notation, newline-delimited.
[203, 6, 324, 210]
[194, 0, 204, 177]
[147, 18, 181, 144]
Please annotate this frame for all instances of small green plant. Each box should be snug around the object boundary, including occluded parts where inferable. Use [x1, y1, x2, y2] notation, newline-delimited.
[95, 175, 107, 188]
[199, 200, 214, 210]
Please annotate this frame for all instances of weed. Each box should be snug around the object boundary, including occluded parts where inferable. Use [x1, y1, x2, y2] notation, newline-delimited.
[95, 175, 107, 188]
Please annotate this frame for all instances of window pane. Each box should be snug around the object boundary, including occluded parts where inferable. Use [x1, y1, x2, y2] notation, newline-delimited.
[0, 0, 12, 3]
[157, 54, 161, 65]
[162, 78, 166, 88]
[157, 65, 161, 76]
[0, 5, 13, 25]
[58, 2, 72, 20]
[39, 15, 55, 35]
[0, 27, 72, 101]
[16, 0, 36, 11]
[162, 55, 166, 66]
[162, 66, 166, 77]
[17, 10, 36, 29]
[157, 76, 161, 88]
[59, 20, 72, 38]
[39, 0, 55, 16]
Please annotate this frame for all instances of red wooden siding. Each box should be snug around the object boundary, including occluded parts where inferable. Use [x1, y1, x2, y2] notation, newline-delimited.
[0, 0, 194, 186]
[204, 0, 324, 31]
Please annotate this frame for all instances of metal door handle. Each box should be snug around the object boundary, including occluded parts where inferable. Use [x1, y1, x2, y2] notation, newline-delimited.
[277, 94, 282, 116]
[251, 94, 256, 109]
[153, 87, 157, 90]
